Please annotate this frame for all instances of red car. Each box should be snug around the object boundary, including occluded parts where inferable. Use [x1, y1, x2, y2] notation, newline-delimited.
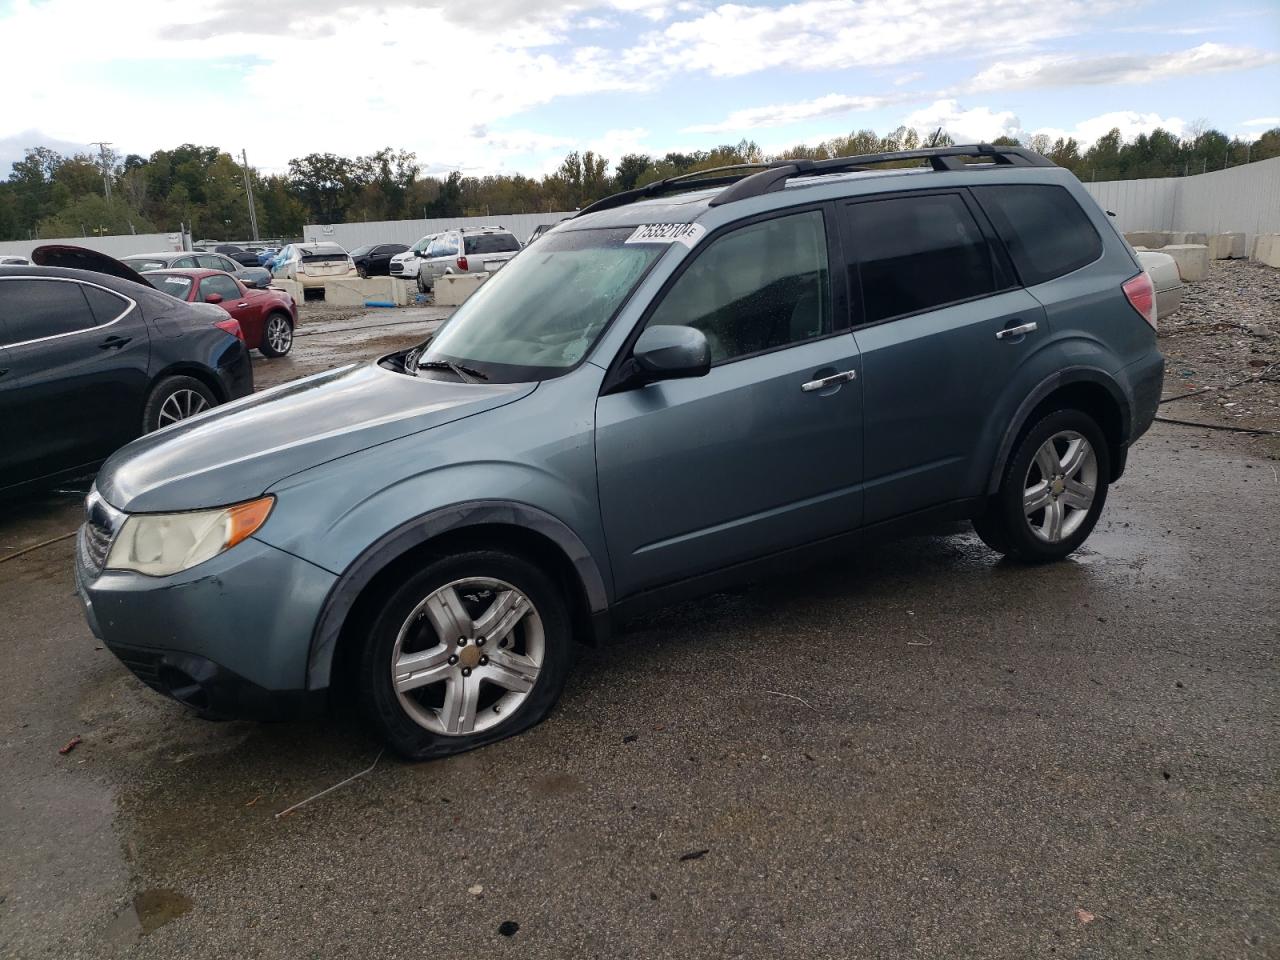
[144, 268, 297, 357]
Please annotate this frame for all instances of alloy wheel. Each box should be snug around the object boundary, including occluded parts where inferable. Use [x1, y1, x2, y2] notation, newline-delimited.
[1022, 430, 1097, 543]
[267, 315, 293, 354]
[391, 578, 544, 736]
[157, 389, 210, 427]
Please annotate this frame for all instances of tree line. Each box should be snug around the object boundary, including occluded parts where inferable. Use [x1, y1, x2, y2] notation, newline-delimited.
[2, 123, 1276, 243]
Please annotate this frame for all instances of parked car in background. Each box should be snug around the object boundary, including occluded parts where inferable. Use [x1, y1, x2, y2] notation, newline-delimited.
[271, 243, 357, 289]
[256, 247, 280, 267]
[0, 255, 31, 266]
[526, 220, 568, 245]
[123, 250, 271, 289]
[389, 234, 436, 281]
[1136, 250, 1183, 320]
[144, 268, 297, 357]
[72, 144, 1163, 760]
[350, 243, 410, 278]
[212, 244, 261, 268]
[416, 226, 521, 293]
[1, 246, 252, 496]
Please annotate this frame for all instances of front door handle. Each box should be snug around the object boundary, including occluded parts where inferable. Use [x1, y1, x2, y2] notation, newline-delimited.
[98, 336, 132, 350]
[996, 321, 1038, 340]
[801, 369, 857, 392]
[236, 302, 249, 308]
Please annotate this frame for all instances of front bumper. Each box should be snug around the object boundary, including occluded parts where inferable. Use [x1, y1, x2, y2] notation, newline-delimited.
[75, 527, 337, 720]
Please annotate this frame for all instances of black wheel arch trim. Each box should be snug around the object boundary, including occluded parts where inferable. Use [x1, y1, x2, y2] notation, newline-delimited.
[305, 500, 609, 690]
[986, 366, 1132, 495]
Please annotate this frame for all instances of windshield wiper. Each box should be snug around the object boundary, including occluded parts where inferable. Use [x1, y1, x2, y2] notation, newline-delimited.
[416, 359, 488, 382]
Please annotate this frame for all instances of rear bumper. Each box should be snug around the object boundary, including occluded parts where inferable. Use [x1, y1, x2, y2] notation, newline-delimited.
[216, 340, 254, 401]
[1125, 350, 1165, 443]
[75, 531, 337, 720]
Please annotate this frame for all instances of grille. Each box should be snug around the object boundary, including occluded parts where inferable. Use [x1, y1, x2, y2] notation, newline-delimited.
[111, 645, 167, 693]
[79, 488, 123, 574]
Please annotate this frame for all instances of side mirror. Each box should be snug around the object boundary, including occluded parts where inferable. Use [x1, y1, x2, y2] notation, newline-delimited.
[205, 293, 223, 304]
[632, 325, 710, 383]
[241, 277, 259, 289]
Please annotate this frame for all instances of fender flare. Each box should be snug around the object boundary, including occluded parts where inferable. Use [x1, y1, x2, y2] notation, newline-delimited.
[305, 500, 609, 690]
[985, 366, 1132, 495]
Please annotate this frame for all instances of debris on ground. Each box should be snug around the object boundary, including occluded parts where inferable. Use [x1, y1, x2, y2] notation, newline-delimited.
[1075, 908, 1096, 925]
[497, 921, 520, 937]
[468, 884, 483, 897]
[58, 735, 82, 755]
[678, 849, 709, 862]
[1159, 260, 1280, 434]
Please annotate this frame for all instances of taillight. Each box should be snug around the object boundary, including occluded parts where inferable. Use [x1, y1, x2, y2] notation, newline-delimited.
[1122, 272, 1157, 330]
[214, 318, 245, 342]
[457, 256, 468, 271]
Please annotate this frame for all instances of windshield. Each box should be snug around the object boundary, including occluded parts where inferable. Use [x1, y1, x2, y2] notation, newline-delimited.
[146, 273, 193, 298]
[411, 235, 434, 253]
[126, 258, 168, 272]
[349, 245, 371, 257]
[420, 227, 666, 382]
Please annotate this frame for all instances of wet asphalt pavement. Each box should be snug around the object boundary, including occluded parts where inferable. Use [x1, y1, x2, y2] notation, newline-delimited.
[1, 308, 1277, 959]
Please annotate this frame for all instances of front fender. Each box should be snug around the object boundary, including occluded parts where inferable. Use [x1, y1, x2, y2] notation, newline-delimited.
[302, 499, 609, 690]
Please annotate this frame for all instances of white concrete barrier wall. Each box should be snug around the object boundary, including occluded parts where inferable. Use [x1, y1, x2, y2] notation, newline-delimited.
[303, 212, 576, 252]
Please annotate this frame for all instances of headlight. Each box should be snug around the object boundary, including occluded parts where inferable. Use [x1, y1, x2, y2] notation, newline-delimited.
[106, 496, 274, 576]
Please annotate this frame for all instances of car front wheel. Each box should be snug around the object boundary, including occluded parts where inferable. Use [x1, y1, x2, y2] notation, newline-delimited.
[357, 550, 573, 760]
[973, 409, 1110, 562]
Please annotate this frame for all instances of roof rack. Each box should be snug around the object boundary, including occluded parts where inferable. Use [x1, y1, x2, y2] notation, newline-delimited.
[575, 162, 788, 217]
[710, 143, 1054, 206]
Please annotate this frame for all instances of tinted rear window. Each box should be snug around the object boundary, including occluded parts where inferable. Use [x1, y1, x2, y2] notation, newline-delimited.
[464, 233, 520, 255]
[971, 184, 1102, 286]
[82, 284, 129, 323]
[301, 248, 347, 263]
[844, 193, 1001, 325]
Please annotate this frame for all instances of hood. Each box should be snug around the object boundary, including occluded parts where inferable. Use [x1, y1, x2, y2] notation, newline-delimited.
[32, 244, 153, 287]
[96, 362, 536, 513]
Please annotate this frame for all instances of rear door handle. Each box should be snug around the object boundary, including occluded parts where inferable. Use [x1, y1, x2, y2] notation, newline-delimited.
[98, 336, 132, 349]
[996, 322, 1037, 340]
[801, 369, 857, 392]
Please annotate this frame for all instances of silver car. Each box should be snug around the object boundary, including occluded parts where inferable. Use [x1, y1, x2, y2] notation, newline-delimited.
[416, 226, 521, 293]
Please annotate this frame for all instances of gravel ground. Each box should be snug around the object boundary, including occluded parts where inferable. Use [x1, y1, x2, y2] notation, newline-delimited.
[1157, 259, 1280, 438]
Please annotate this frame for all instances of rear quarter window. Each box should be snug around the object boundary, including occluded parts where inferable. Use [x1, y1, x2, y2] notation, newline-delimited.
[971, 184, 1103, 286]
[465, 233, 520, 255]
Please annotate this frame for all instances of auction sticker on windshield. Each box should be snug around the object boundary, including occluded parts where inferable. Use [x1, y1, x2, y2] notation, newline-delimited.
[625, 223, 705, 248]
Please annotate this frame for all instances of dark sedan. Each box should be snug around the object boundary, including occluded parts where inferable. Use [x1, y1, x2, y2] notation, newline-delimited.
[0, 248, 253, 497]
[350, 242, 409, 278]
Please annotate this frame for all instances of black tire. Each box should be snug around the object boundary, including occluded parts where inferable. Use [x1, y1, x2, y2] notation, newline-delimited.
[357, 549, 573, 760]
[142, 375, 218, 433]
[258, 311, 294, 358]
[973, 408, 1111, 563]
[357, 264, 368, 279]
[416, 271, 430, 294]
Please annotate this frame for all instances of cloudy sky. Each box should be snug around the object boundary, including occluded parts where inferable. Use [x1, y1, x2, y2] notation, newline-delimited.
[1, 0, 1277, 178]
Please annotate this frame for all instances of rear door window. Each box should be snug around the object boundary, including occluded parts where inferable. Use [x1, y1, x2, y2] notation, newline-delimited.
[842, 193, 1002, 325]
[971, 184, 1103, 285]
[0, 279, 99, 345]
[465, 233, 520, 255]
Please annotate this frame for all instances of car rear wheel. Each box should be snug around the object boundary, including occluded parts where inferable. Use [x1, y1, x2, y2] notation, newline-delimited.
[142, 375, 218, 433]
[973, 409, 1110, 563]
[259, 312, 294, 358]
[357, 550, 573, 760]
[416, 271, 430, 294]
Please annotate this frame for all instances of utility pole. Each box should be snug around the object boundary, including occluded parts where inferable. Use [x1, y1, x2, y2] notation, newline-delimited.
[89, 142, 113, 200]
[241, 149, 260, 242]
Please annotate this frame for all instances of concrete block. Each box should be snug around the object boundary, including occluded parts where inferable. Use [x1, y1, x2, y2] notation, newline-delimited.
[1258, 235, 1280, 269]
[1161, 244, 1210, 282]
[322, 277, 370, 306]
[1225, 232, 1246, 258]
[1251, 234, 1275, 262]
[1167, 232, 1188, 244]
[1182, 232, 1206, 246]
[434, 272, 488, 306]
[1207, 234, 1233, 260]
[270, 278, 303, 303]
[1125, 231, 1168, 249]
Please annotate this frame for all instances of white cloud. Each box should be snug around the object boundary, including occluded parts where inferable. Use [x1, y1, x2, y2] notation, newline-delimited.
[1031, 111, 1187, 148]
[683, 93, 901, 134]
[892, 71, 924, 87]
[636, 0, 1124, 77]
[1242, 117, 1280, 127]
[902, 100, 1021, 143]
[967, 43, 1279, 92]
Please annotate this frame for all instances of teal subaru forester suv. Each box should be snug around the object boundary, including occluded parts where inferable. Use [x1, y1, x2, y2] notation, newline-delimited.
[76, 144, 1164, 759]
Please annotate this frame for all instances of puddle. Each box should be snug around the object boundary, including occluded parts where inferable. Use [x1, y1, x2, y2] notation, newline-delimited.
[133, 888, 194, 935]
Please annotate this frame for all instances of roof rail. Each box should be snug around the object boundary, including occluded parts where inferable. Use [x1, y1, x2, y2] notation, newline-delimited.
[710, 143, 1054, 207]
[574, 162, 787, 218]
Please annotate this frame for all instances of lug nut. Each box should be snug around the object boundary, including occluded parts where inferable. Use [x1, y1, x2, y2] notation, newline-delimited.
[493, 705, 501, 714]
[457, 637, 467, 646]
[461, 668, 472, 677]
[479, 656, 489, 666]
[448, 655, 458, 665]
[476, 637, 485, 647]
